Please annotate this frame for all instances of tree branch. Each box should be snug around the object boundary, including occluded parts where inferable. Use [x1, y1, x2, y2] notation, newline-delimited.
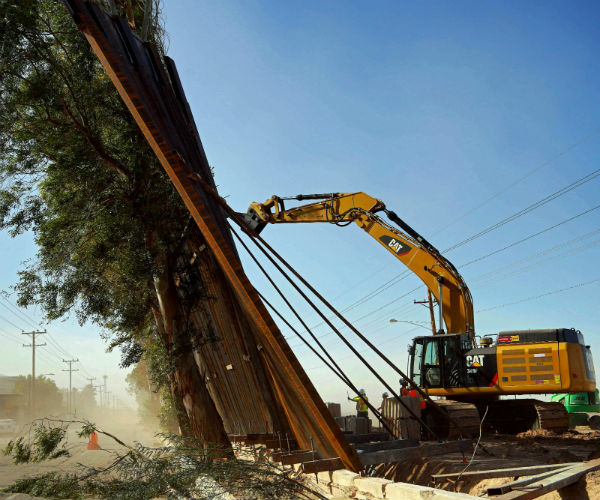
[60, 96, 130, 180]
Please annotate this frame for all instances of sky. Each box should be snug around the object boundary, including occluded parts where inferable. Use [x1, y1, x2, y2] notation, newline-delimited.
[2, 1, 600, 416]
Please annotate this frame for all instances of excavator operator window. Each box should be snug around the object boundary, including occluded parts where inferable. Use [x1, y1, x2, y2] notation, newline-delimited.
[418, 336, 465, 389]
[442, 336, 464, 388]
[411, 340, 424, 386]
[423, 339, 442, 388]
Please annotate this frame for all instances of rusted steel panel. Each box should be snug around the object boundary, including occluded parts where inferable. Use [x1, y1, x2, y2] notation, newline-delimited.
[63, 0, 362, 471]
[265, 437, 298, 450]
[281, 451, 316, 466]
[270, 450, 311, 462]
[300, 458, 345, 474]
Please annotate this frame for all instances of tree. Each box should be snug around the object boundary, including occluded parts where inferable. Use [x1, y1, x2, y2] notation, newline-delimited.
[14, 375, 64, 417]
[0, 0, 229, 445]
[126, 355, 180, 434]
[72, 384, 97, 415]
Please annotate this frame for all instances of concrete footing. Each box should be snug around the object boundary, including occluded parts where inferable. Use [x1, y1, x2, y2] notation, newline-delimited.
[307, 467, 480, 500]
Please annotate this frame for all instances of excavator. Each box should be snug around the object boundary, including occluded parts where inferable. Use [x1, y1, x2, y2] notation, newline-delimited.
[241, 192, 596, 436]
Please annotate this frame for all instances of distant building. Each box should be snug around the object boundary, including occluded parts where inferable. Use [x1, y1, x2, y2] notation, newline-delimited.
[0, 375, 25, 420]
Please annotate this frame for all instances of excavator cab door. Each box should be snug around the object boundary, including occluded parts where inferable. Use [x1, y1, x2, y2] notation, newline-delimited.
[410, 335, 466, 389]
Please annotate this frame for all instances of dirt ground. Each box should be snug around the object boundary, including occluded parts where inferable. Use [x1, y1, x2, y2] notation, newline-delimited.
[2, 422, 600, 499]
[0, 409, 160, 496]
[377, 427, 600, 499]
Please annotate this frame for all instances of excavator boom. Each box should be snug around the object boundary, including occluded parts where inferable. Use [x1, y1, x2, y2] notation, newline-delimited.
[244, 192, 475, 339]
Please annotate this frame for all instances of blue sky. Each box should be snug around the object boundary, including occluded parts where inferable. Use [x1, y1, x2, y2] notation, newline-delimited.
[2, 1, 599, 414]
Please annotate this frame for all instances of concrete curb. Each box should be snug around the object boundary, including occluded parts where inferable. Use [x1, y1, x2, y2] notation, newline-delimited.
[306, 467, 480, 499]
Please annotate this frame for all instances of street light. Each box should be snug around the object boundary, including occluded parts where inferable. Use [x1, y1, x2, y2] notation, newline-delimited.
[389, 319, 431, 331]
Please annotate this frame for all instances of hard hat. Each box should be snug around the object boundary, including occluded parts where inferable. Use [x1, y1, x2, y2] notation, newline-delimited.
[382, 392, 389, 398]
[359, 388, 366, 395]
[400, 379, 408, 386]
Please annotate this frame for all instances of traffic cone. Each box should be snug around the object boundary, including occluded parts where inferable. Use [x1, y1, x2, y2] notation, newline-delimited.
[87, 431, 101, 450]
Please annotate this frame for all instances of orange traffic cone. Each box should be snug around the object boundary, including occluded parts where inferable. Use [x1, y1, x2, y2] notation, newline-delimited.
[87, 431, 101, 450]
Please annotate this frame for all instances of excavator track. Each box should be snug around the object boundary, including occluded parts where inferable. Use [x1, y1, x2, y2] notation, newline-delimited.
[533, 401, 569, 434]
[478, 399, 569, 434]
[425, 400, 481, 439]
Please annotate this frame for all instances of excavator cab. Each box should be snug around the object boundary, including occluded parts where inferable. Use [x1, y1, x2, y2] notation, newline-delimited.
[409, 334, 471, 389]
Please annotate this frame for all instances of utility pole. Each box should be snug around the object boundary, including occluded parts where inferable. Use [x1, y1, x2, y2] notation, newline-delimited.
[415, 291, 437, 335]
[102, 374, 108, 408]
[105, 391, 112, 410]
[93, 384, 103, 407]
[62, 359, 79, 414]
[86, 377, 96, 408]
[22, 330, 47, 417]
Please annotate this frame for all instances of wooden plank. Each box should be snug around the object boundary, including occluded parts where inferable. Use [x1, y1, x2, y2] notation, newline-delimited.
[345, 432, 390, 444]
[265, 437, 298, 450]
[433, 462, 579, 482]
[487, 466, 574, 495]
[281, 450, 316, 466]
[494, 458, 600, 500]
[244, 433, 275, 445]
[355, 438, 419, 453]
[299, 457, 344, 474]
[360, 440, 471, 466]
[270, 449, 310, 462]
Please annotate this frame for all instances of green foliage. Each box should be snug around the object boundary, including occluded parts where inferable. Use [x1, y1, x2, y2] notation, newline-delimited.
[3, 422, 69, 464]
[13, 375, 64, 415]
[72, 384, 98, 414]
[0, 0, 194, 430]
[0, 0, 189, 332]
[3, 420, 323, 500]
[7, 473, 83, 500]
[76, 421, 97, 439]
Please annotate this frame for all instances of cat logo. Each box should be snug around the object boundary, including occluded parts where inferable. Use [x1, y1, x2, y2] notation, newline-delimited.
[379, 235, 411, 255]
[466, 354, 485, 368]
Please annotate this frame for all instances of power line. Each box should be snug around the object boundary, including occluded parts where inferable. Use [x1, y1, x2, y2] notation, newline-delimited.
[0, 312, 23, 331]
[0, 296, 40, 329]
[0, 296, 94, 374]
[470, 227, 600, 284]
[460, 203, 600, 268]
[433, 127, 600, 234]
[476, 278, 600, 313]
[475, 239, 600, 289]
[0, 329, 23, 345]
[444, 167, 600, 253]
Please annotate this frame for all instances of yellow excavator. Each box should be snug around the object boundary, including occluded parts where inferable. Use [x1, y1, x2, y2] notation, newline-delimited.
[242, 192, 596, 435]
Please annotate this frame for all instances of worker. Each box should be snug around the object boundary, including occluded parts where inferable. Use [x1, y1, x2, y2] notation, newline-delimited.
[408, 386, 427, 410]
[379, 392, 389, 412]
[349, 389, 369, 418]
[400, 379, 410, 396]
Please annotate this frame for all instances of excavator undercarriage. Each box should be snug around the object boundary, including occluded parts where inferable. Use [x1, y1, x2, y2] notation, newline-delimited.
[429, 399, 569, 439]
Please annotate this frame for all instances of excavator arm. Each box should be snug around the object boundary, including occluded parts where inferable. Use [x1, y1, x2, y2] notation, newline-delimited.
[242, 192, 475, 340]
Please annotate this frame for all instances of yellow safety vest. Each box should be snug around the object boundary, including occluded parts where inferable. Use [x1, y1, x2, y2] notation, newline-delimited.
[352, 395, 368, 412]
